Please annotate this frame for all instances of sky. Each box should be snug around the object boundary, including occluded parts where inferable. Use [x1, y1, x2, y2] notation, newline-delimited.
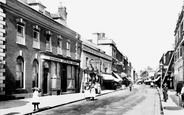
[39, 0, 184, 71]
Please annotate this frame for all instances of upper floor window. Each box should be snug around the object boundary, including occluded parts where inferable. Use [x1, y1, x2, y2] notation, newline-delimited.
[16, 18, 26, 45]
[46, 31, 52, 52]
[57, 35, 62, 55]
[180, 46, 183, 57]
[33, 25, 40, 49]
[180, 23, 183, 39]
[66, 39, 71, 57]
[75, 42, 81, 60]
[16, 56, 24, 88]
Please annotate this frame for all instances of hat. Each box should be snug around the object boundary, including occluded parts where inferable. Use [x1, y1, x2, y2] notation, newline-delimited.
[32, 87, 40, 91]
[164, 83, 167, 86]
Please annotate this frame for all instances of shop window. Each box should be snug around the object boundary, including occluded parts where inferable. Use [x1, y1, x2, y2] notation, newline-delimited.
[66, 39, 71, 57]
[33, 25, 40, 49]
[16, 18, 26, 45]
[16, 56, 24, 88]
[67, 65, 75, 90]
[46, 31, 52, 52]
[32, 59, 39, 88]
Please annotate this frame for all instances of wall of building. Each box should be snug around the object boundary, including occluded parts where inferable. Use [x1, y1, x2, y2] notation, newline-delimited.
[1, 0, 82, 97]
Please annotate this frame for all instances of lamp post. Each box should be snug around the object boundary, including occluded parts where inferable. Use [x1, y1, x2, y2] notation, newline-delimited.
[160, 62, 163, 95]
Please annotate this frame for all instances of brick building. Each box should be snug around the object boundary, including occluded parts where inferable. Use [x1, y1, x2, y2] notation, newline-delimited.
[0, 0, 82, 98]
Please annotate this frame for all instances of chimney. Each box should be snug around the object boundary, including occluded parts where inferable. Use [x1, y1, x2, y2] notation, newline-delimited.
[97, 33, 105, 39]
[58, 2, 67, 21]
[92, 32, 106, 45]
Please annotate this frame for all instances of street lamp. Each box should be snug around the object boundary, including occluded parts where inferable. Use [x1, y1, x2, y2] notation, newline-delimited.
[160, 62, 163, 95]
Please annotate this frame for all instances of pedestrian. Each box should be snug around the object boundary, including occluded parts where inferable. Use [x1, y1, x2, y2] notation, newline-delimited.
[162, 83, 168, 102]
[84, 82, 91, 100]
[129, 82, 133, 91]
[32, 87, 40, 111]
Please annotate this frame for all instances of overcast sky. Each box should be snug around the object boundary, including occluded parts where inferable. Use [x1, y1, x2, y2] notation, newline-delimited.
[39, 0, 184, 71]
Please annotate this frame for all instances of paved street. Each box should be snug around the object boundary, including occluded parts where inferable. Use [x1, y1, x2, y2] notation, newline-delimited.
[34, 85, 160, 115]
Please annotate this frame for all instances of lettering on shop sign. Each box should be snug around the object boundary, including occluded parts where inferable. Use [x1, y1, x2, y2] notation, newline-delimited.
[46, 56, 79, 65]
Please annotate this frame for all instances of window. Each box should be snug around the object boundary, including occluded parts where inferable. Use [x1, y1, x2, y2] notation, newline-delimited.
[180, 46, 183, 57]
[57, 36, 62, 55]
[181, 23, 183, 39]
[67, 65, 75, 90]
[86, 57, 88, 68]
[75, 42, 80, 59]
[46, 31, 52, 52]
[33, 25, 40, 49]
[16, 18, 25, 45]
[66, 39, 71, 57]
[16, 56, 24, 88]
[32, 60, 39, 88]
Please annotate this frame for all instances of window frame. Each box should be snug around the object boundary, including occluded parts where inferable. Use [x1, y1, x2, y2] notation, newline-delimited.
[46, 31, 52, 52]
[32, 25, 40, 49]
[15, 56, 24, 89]
[66, 39, 71, 57]
[57, 35, 63, 55]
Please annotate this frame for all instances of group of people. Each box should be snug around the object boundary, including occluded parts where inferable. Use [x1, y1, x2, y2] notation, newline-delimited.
[84, 81, 96, 100]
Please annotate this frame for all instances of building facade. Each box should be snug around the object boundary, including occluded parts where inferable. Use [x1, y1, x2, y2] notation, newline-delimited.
[0, 0, 82, 98]
[80, 38, 112, 92]
[92, 33, 127, 76]
[174, 3, 184, 90]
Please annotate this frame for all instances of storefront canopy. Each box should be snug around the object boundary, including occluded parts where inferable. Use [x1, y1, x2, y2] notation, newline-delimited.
[112, 72, 123, 81]
[102, 74, 120, 82]
[153, 76, 161, 82]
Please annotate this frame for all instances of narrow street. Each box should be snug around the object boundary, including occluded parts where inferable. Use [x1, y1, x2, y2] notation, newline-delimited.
[34, 85, 159, 115]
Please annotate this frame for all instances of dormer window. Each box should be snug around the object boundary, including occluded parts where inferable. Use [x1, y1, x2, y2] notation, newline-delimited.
[16, 18, 26, 45]
[32, 25, 40, 49]
[46, 31, 52, 52]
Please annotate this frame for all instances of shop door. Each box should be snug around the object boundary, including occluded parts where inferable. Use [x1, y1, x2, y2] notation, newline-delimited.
[43, 68, 49, 94]
[62, 64, 67, 92]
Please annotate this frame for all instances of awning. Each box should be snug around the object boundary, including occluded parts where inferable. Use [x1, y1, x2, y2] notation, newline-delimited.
[120, 72, 127, 78]
[153, 76, 161, 82]
[102, 74, 119, 82]
[112, 72, 123, 81]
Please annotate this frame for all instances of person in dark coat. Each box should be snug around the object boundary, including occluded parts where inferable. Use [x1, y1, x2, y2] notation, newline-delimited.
[162, 83, 168, 102]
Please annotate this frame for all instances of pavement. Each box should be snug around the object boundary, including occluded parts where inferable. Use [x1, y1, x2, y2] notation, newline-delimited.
[158, 88, 184, 115]
[0, 89, 118, 115]
[1, 85, 182, 115]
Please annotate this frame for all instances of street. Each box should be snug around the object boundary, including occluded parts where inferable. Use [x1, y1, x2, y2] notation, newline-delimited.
[34, 85, 159, 115]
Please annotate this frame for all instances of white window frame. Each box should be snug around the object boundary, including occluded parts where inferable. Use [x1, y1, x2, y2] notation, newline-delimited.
[33, 27, 40, 49]
[66, 39, 71, 57]
[46, 31, 52, 52]
[16, 23, 25, 45]
[57, 35, 62, 55]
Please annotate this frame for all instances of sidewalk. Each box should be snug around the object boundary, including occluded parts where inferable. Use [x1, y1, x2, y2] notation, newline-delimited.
[0, 90, 117, 115]
[160, 89, 184, 115]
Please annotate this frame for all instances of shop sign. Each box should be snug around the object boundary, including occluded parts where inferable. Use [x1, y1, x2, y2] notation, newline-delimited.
[41, 55, 79, 66]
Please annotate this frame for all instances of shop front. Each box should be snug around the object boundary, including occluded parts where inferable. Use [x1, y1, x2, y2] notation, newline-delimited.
[41, 55, 80, 95]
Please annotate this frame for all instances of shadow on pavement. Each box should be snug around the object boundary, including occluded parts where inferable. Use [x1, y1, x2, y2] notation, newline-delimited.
[4, 112, 20, 115]
[170, 95, 180, 106]
[163, 106, 182, 110]
[0, 100, 29, 109]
